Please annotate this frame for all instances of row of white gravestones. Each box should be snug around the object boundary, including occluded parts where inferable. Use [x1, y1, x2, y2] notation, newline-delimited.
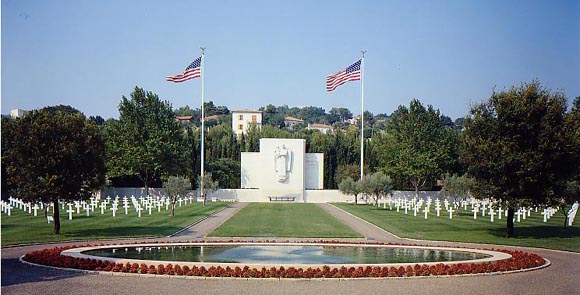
[16, 194, 197, 220]
[2, 194, 200, 220]
[380, 196, 561, 224]
[541, 207, 558, 222]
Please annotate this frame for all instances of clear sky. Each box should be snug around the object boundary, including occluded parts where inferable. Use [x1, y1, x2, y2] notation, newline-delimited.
[2, 0, 579, 119]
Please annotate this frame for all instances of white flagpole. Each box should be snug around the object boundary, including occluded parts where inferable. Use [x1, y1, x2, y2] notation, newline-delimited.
[360, 50, 366, 181]
[200, 47, 205, 204]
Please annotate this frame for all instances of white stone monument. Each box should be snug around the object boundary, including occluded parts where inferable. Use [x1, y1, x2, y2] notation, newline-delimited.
[241, 138, 323, 202]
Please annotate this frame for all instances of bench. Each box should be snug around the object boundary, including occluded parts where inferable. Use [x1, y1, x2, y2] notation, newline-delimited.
[47, 216, 54, 224]
[268, 196, 296, 202]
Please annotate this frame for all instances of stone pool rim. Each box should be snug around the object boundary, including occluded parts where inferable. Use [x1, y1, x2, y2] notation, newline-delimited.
[61, 242, 512, 269]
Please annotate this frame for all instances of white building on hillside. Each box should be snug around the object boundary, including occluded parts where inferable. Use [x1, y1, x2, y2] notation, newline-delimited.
[284, 116, 304, 130]
[232, 109, 262, 137]
[307, 123, 332, 134]
[10, 109, 29, 119]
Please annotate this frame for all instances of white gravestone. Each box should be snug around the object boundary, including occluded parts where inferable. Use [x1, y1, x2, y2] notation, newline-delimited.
[515, 210, 522, 222]
[472, 207, 479, 220]
[67, 204, 74, 220]
[489, 208, 495, 222]
[542, 209, 549, 222]
[448, 207, 454, 219]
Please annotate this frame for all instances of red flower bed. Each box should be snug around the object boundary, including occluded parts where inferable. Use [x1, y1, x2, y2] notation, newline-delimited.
[22, 241, 546, 279]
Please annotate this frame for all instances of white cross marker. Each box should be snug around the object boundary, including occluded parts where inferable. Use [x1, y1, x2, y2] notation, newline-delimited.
[541, 209, 549, 222]
[515, 210, 522, 222]
[489, 208, 495, 222]
[66, 205, 75, 220]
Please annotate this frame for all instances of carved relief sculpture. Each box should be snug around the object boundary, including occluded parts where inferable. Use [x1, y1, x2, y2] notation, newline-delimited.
[274, 144, 293, 182]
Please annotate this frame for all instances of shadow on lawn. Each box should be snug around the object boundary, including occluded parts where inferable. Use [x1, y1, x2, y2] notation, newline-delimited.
[488, 225, 580, 239]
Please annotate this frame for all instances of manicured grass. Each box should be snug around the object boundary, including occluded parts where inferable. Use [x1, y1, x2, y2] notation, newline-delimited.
[1, 202, 228, 246]
[209, 203, 362, 238]
[334, 203, 580, 252]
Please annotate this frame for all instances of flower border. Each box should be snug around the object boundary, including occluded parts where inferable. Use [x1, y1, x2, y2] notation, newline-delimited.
[22, 240, 548, 279]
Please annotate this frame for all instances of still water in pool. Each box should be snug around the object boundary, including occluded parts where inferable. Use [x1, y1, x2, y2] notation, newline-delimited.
[82, 245, 491, 264]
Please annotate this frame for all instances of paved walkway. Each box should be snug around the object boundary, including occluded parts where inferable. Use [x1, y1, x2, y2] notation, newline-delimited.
[167, 202, 248, 239]
[2, 202, 580, 295]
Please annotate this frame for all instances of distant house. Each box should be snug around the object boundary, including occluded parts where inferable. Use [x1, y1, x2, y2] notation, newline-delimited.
[10, 109, 29, 119]
[232, 109, 262, 137]
[284, 116, 303, 130]
[307, 123, 332, 134]
[204, 115, 219, 122]
[347, 115, 360, 125]
[175, 115, 194, 124]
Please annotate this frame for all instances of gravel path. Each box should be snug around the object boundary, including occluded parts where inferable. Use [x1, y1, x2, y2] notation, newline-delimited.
[2, 202, 579, 295]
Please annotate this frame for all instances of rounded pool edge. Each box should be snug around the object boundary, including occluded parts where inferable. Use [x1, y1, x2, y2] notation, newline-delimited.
[61, 242, 512, 269]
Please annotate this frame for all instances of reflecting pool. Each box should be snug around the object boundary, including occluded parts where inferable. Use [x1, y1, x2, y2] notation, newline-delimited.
[82, 245, 491, 265]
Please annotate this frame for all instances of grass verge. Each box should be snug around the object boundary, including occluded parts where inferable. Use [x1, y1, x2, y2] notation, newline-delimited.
[209, 203, 362, 238]
[333, 203, 580, 252]
[1, 202, 228, 246]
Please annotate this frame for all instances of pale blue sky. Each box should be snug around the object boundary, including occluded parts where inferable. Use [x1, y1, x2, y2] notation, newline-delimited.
[2, 0, 579, 119]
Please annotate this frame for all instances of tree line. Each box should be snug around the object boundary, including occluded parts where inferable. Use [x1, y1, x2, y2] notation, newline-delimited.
[2, 81, 579, 237]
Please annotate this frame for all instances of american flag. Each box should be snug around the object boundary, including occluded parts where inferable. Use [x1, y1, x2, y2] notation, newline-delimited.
[166, 57, 202, 83]
[326, 59, 361, 92]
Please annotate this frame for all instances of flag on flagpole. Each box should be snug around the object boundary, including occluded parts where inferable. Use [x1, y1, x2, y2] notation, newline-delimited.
[166, 56, 202, 82]
[326, 59, 361, 92]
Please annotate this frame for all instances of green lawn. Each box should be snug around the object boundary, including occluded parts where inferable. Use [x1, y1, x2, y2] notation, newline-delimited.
[1, 202, 228, 246]
[333, 203, 580, 252]
[209, 203, 362, 238]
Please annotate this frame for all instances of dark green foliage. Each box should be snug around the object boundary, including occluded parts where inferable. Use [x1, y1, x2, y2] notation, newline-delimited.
[376, 99, 460, 192]
[103, 87, 187, 195]
[207, 158, 240, 189]
[2, 106, 105, 234]
[88, 115, 105, 126]
[461, 81, 577, 237]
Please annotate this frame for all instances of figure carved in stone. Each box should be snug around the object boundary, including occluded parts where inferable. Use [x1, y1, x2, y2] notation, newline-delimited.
[274, 145, 292, 182]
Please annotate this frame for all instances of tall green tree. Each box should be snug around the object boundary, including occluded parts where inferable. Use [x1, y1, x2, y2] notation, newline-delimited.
[378, 99, 459, 193]
[2, 106, 105, 234]
[103, 87, 186, 196]
[461, 81, 575, 237]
